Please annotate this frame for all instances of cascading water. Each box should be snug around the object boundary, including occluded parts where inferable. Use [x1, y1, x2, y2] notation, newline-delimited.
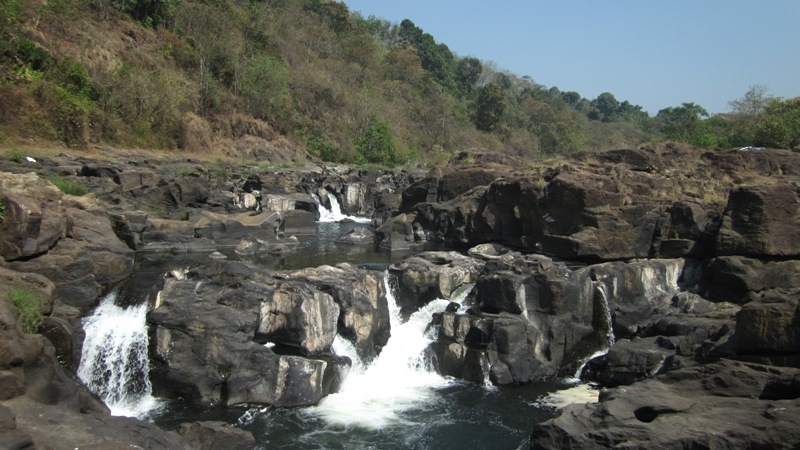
[77, 291, 160, 419]
[314, 191, 371, 223]
[570, 282, 616, 381]
[306, 271, 457, 429]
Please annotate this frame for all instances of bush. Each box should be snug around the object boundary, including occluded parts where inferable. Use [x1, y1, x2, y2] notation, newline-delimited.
[8, 288, 42, 333]
[354, 121, 398, 165]
[46, 175, 88, 196]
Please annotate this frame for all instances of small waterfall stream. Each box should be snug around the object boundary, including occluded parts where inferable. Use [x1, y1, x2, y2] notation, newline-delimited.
[77, 291, 160, 419]
[314, 191, 371, 223]
[307, 272, 460, 429]
[570, 282, 616, 381]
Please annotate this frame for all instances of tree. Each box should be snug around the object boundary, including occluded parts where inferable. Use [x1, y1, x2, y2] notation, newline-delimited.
[594, 92, 620, 122]
[472, 82, 506, 132]
[727, 85, 771, 145]
[729, 84, 770, 116]
[755, 97, 800, 148]
[455, 57, 482, 96]
[561, 91, 581, 108]
[354, 120, 398, 165]
[656, 102, 709, 142]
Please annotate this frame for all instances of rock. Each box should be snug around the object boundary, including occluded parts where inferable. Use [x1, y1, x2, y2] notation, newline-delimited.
[591, 259, 685, 339]
[4, 239, 102, 310]
[255, 281, 340, 355]
[0, 267, 56, 317]
[375, 212, 418, 250]
[716, 183, 800, 257]
[290, 264, 390, 360]
[179, 421, 255, 450]
[736, 290, 800, 357]
[337, 227, 375, 245]
[389, 252, 484, 315]
[582, 338, 674, 387]
[703, 256, 800, 303]
[530, 360, 800, 449]
[148, 261, 344, 407]
[467, 243, 513, 260]
[0, 172, 67, 261]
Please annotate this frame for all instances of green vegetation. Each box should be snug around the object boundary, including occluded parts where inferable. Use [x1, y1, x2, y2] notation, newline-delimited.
[8, 288, 42, 333]
[46, 176, 88, 196]
[0, 203, 5, 222]
[0, 1, 796, 165]
[8, 149, 25, 163]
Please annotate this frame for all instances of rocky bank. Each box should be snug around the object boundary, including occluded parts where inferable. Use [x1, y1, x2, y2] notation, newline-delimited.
[0, 144, 799, 448]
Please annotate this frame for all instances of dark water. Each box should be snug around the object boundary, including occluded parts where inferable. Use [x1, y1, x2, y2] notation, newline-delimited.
[127, 221, 587, 449]
[151, 381, 571, 450]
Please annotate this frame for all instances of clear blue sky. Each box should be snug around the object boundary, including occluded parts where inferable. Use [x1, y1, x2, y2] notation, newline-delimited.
[343, 0, 799, 115]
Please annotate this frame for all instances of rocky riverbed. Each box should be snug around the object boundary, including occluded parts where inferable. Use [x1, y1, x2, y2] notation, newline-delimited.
[1, 144, 799, 448]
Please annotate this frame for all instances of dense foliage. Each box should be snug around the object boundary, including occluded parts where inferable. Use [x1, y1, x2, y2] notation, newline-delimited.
[0, 0, 796, 165]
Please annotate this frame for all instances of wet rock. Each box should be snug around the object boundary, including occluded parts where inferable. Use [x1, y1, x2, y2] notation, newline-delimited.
[179, 421, 255, 450]
[530, 360, 800, 449]
[148, 260, 346, 407]
[389, 252, 484, 315]
[255, 281, 340, 355]
[337, 227, 375, 245]
[290, 264, 390, 360]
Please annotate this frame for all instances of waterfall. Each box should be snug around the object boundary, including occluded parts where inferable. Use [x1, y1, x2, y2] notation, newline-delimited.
[77, 292, 160, 419]
[307, 271, 456, 429]
[314, 191, 371, 223]
[569, 282, 616, 381]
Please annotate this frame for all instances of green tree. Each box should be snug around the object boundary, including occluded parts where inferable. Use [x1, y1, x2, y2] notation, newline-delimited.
[593, 92, 620, 122]
[656, 102, 709, 142]
[755, 97, 800, 148]
[472, 82, 505, 132]
[727, 85, 772, 145]
[455, 57, 482, 96]
[354, 121, 398, 165]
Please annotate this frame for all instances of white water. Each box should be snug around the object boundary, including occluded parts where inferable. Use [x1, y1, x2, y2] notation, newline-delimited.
[568, 282, 616, 381]
[307, 272, 457, 429]
[315, 191, 371, 223]
[77, 292, 160, 418]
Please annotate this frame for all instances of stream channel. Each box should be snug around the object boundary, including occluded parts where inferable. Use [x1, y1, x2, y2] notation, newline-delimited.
[77, 201, 598, 450]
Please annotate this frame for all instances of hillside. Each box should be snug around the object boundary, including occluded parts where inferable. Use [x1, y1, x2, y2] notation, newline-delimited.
[1, 0, 797, 165]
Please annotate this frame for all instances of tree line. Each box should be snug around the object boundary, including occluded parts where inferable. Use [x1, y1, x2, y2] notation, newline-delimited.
[0, 0, 796, 166]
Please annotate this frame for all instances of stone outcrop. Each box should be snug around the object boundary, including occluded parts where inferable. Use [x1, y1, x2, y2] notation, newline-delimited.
[389, 251, 485, 315]
[148, 260, 390, 407]
[531, 360, 800, 450]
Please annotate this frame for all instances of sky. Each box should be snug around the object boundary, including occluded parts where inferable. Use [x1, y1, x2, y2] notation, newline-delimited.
[343, 0, 799, 115]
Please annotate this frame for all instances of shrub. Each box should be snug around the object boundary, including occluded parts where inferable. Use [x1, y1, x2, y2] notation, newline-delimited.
[8, 288, 42, 333]
[46, 175, 88, 196]
[8, 149, 25, 163]
[354, 121, 398, 166]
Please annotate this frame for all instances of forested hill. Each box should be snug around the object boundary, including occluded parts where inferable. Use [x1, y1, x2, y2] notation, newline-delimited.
[1, 0, 797, 165]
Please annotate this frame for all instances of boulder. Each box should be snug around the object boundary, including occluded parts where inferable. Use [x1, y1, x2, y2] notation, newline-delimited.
[703, 256, 800, 303]
[336, 227, 375, 245]
[255, 280, 340, 355]
[0, 172, 67, 261]
[290, 264, 390, 361]
[716, 183, 800, 257]
[530, 360, 800, 449]
[389, 252, 485, 315]
[736, 290, 800, 357]
[148, 261, 345, 407]
[178, 421, 255, 450]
